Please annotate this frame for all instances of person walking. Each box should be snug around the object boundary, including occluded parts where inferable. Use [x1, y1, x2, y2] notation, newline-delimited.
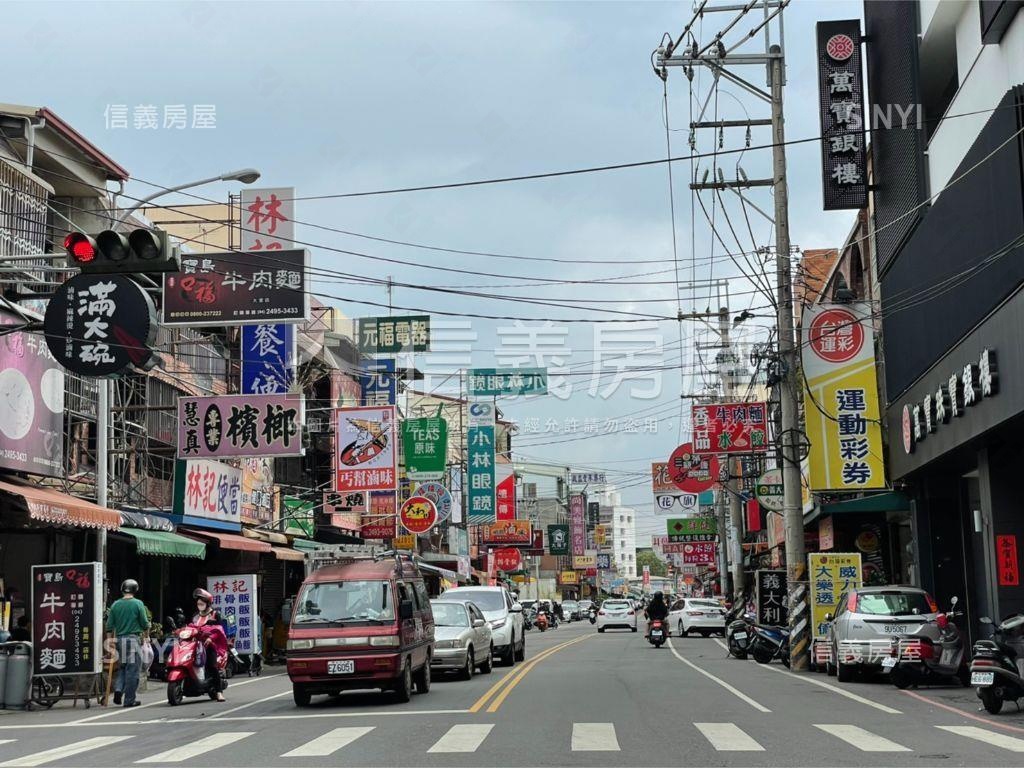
[105, 579, 149, 707]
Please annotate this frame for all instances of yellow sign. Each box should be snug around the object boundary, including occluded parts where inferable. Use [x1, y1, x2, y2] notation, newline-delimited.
[559, 570, 579, 585]
[808, 552, 863, 639]
[393, 534, 417, 551]
[595, 525, 606, 546]
[801, 303, 885, 491]
[572, 554, 596, 569]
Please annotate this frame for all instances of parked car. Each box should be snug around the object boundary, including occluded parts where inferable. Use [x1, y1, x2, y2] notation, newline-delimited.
[429, 600, 493, 679]
[441, 586, 525, 665]
[596, 599, 638, 633]
[826, 586, 939, 682]
[668, 597, 727, 637]
[578, 600, 594, 615]
[286, 554, 434, 706]
[562, 600, 582, 621]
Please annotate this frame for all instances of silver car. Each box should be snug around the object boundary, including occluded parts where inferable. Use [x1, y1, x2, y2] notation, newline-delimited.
[825, 586, 939, 682]
[429, 600, 494, 679]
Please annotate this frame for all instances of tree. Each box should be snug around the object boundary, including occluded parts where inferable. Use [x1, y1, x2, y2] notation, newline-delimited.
[635, 548, 667, 577]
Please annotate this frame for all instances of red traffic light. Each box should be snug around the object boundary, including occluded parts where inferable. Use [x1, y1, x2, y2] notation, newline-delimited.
[64, 233, 98, 264]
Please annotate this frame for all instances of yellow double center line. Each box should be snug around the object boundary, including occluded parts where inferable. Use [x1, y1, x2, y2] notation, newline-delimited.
[469, 634, 590, 713]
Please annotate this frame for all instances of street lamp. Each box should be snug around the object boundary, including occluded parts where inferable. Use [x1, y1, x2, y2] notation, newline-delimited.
[118, 167, 262, 224]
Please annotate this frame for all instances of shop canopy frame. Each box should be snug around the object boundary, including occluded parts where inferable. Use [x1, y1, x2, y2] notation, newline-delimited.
[116, 528, 207, 559]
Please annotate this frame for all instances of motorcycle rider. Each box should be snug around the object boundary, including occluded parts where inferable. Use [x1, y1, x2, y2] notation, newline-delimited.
[645, 591, 669, 637]
[192, 588, 227, 702]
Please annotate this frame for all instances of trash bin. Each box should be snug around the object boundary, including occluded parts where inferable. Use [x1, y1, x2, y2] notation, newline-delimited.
[0, 644, 10, 708]
[2, 642, 31, 710]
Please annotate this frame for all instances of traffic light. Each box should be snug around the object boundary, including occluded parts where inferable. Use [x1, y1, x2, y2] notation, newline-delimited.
[64, 228, 180, 274]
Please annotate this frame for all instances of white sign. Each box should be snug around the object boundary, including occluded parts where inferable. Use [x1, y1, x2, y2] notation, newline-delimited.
[241, 187, 294, 252]
[181, 459, 243, 525]
[570, 472, 607, 485]
[467, 401, 495, 428]
[206, 573, 258, 654]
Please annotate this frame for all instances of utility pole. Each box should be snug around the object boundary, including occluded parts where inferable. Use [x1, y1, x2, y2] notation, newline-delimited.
[716, 308, 745, 602]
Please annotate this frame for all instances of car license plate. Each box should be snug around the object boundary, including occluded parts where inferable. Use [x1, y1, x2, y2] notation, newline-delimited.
[881, 657, 897, 669]
[327, 660, 355, 675]
[972, 671, 995, 686]
[883, 624, 904, 634]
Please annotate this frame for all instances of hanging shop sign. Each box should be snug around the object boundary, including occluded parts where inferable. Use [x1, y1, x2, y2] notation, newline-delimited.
[207, 574, 258, 655]
[240, 457, 275, 526]
[560, 571, 579, 585]
[667, 442, 719, 493]
[162, 249, 309, 326]
[801, 303, 885, 491]
[756, 570, 788, 626]
[360, 520, 395, 540]
[173, 459, 242, 527]
[691, 402, 769, 455]
[754, 468, 785, 512]
[357, 315, 431, 354]
[335, 405, 398, 492]
[44, 273, 157, 377]
[467, 402, 496, 523]
[448, 526, 470, 557]
[596, 553, 612, 570]
[809, 552, 863, 638]
[496, 465, 516, 521]
[393, 534, 416, 551]
[682, 542, 717, 565]
[483, 519, 532, 546]
[282, 496, 314, 538]
[399, 495, 438, 535]
[360, 358, 397, 406]
[177, 393, 304, 459]
[816, 19, 867, 210]
[31, 562, 102, 675]
[997, 535, 1019, 586]
[548, 524, 570, 555]
[413, 481, 453, 522]
[572, 553, 597, 569]
[468, 367, 547, 397]
[819, 515, 835, 551]
[402, 416, 448, 481]
[651, 462, 697, 513]
[241, 186, 295, 252]
[241, 323, 296, 395]
[594, 524, 607, 546]
[570, 471, 607, 486]
[667, 517, 717, 543]
[570, 494, 586, 556]
[492, 547, 522, 572]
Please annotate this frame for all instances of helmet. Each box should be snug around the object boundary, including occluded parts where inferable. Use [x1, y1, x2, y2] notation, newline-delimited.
[654, 591, 664, 599]
[193, 588, 214, 603]
[121, 579, 139, 595]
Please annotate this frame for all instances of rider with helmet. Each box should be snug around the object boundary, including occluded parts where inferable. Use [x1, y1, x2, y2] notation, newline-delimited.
[645, 591, 669, 637]
[105, 579, 150, 707]
[192, 588, 228, 701]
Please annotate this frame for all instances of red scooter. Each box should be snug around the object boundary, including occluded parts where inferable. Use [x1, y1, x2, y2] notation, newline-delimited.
[648, 619, 667, 648]
[165, 623, 229, 705]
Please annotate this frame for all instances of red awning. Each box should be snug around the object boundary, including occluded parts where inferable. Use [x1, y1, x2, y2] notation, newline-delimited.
[180, 529, 272, 553]
[0, 478, 120, 531]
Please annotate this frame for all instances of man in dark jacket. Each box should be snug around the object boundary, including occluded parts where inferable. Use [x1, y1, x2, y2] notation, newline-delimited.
[645, 592, 669, 636]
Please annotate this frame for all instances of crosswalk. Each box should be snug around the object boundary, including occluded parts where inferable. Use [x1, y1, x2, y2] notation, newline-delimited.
[3, 721, 1024, 764]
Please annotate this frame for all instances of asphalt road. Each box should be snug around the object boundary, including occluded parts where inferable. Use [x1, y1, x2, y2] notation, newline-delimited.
[2, 619, 1024, 767]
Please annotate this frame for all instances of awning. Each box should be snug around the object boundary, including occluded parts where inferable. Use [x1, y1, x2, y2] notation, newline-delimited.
[242, 528, 288, 544]
[119, 510, 174, 532]
[418, 561, 462, 582]
[181, 528, 272, 553]
[291, 538, 322, 552]
[270, 546, 305, 562]
[0, 478, 120, 531]
[820, 491, 911, 516]
[118, 528, 206, 559]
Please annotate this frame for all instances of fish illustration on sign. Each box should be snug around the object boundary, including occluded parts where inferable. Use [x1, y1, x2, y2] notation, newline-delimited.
[340, 416, 390, 466]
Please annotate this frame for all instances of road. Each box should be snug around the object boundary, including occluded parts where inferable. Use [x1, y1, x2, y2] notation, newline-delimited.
[2, 619, 1023, 766]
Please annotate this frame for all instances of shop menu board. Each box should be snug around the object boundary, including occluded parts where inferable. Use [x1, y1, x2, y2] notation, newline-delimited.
[31, 562, 102, 675]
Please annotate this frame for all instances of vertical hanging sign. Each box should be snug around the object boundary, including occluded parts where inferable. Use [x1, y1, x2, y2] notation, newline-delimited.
[466, 401, 496, 523]
[569, 494, 586, 556]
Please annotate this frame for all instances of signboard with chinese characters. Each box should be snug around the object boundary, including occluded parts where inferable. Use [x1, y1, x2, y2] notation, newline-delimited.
[570, 471, 607, 486]
[468, 367, 547, 397]
[493, 547, 522, 572]
[402, 416, 447, 481]
[467, 402, 496, 523]
[548, 524, 570, 555]
[596, 553, 612, 570]
[43, 273, 157, 376]
[360, 519, 395, 540]
[819, 515, 835, 551]
[483, 519, 532, 546]
[496, 465, 516, 521]
[177, 393, 304, 459]
[31, 562, 101, 675]
[572, 552, 597, 569]
[560, 570, 579, 585]
[570, 494, 586, 556]
[997, 535, 1019, 586]
[335, 405, 398, 492]
[357, 315, 431, 354]
[754, 468, 785, 512]
[241, 187, 294, 252]
[393, 534, 417, 551]
[162, 250, 310, 326]
[667, 443, 719, 493]
[360, 358, 396, 406]
[682, 542, 717, 565]
[207, 574, 258, 654]
[240, 457, 275, 526]
[667, 517, 717, 543]
[755, 569, 788, 626]
[816, 20, 867, 210]
[802, 303, 885, 490]
[174, 459, 243, 527]
[809, 552, 863, 639]
[400, 495, 438, 535]
[0, 311, 65, 477]
[413, 481, 452, 522]
[691, 402, 768, 455]
[241, 323, 296, 395]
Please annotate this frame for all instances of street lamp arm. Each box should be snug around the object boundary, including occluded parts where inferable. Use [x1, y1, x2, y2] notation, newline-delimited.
[116, 168, 261, 225]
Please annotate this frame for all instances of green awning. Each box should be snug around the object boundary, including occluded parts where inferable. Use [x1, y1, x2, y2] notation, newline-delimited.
[290, 538, 321, 552]
[118, 528, 207, 559]
[820, 491, 911, 516]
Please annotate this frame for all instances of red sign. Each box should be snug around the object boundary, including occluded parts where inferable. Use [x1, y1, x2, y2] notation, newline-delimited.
[808, 308, 864, 364]
[661, 542, 688, 554]
[683, 542, 717, 565]
[691, 402, 768, 455]
[826, 33, 855, 61]
[492, 547, 522, 572]
[642, 565, 651, 587]
[998, 535, 1019, 586]
[496, 468, 516, 521]
[667, 443, 719, 493]
[360, 521, 395, 540]
[399, 495, 437, 535]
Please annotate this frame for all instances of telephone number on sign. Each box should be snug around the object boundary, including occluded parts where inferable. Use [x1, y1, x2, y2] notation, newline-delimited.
[1, 449, 28, 462]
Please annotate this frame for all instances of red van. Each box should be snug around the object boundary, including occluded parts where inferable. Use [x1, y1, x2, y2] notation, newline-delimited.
[286, 555, 435, 706]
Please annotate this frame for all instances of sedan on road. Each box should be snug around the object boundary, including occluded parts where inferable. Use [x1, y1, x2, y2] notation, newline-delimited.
[429, 600, 494, 679]
[562, 600, 581, 621]
[596, 599, 638, 632]
[668, 598, 727, 637]
[441, 586, 525, 665]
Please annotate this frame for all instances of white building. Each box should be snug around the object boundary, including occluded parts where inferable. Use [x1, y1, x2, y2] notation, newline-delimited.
[597, 487, 637, 579]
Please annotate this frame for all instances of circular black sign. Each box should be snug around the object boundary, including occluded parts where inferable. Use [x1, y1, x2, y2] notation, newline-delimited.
[44, 273, 157, 377]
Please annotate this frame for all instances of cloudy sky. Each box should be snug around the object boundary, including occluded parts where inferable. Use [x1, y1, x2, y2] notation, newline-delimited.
[10, 0, 862, 541]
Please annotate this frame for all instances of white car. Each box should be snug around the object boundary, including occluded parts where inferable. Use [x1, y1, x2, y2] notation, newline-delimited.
[441, 586, 525, 665]
[596, 599, 638, 633]
[668, 597, 727, 637]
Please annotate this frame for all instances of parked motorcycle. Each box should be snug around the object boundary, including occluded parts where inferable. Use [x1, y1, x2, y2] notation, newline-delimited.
[648, 619, 667, 648]
[750, 623, 791, 667]
[970, 613, 1024, 714]
[224, 614, 263, 679]
[886, 596, 969, 689]
[726, 610, 756, 660]
[165, 623, 229, 705]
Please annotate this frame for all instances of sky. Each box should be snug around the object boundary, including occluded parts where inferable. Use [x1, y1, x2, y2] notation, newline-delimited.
[9, 0, 863, 543]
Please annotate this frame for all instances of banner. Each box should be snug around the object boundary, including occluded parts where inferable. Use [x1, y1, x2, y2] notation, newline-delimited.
[335, 405, 398, 492]
[548, 524, 570, 555]
[691, 402, 769, 454]
[809, 552, 862, 639]
[483, 520, 532, 546]
[496, 465, 516, 521]
[174, 459, 242, 526]
[802, 303, 885, 490]
[569, 494, 586, 556]
[357, 315, 431, 354]
[177, 393, 304, 459]
[467, 402, 496, 523]
[468, 367, 547, 396]
[402, 416, 448, 481]
[31, 562, 102, 675]
[755, 569, 788, 626]
[207, 574, 258, 654]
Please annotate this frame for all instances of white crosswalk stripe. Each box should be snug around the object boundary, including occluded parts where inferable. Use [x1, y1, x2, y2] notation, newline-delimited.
[0, 736, 132, 767]
[428, 724, 494, 753]
[937, 725, 1024, 752]
[694, 722, 765, 751]
[814, 724, 911, 752]
[135, 732, 255, 763]
[282, 727, 375, 757]
[572, 723, 620, 751]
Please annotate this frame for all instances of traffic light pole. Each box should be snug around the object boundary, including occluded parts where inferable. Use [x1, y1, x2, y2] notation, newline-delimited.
[96, 379, 109, 594]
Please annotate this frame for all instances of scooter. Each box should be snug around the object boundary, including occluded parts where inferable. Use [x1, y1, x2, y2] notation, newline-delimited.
[589, 608, 598, 625]
[885, 596, 969, 689]
[750, 623, 791, 667]
[648, 619, 667, 648]
[535, 610, 549, 632]
[726, 610, 756, 660]
[165, 623, 229, 705]
[970, 613, 1024, 714]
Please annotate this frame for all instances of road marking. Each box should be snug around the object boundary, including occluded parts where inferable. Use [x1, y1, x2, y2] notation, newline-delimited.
[814, 724, 910, 752]
[666, 637, 771, 713]
[281, 726, 374, 757]
[210, 690, 291, 718]
[694, 722, 764, 751]
[937, 725, 1024, 752]
[901, 690, 1024, 735]
[485, 635, 590, 713]
[755, 661, 902, 714]
[467, 636, 575, 713]
[572, 723, 619, 751]
[0, 736, 132, 767]
[713, 638, 729, 652]
[135, 732, 255, 763]
[428, 724, 494, 753]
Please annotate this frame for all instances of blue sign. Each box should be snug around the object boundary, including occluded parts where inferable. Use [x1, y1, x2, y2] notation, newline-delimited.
[241, 323, 296, 395]
[596, 554, 612, 570]
[361, 358, 397, 405]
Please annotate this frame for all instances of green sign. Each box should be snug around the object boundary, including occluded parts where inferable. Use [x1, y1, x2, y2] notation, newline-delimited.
[548, 524, 570, 555]
[666, 517, 717, 536]
[754, 468, 785, 512]
[468, 367, 548, 396]
[358, 315, 430, 354]
[282, 496, 315, 537]
[402, 416, 448, 481]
